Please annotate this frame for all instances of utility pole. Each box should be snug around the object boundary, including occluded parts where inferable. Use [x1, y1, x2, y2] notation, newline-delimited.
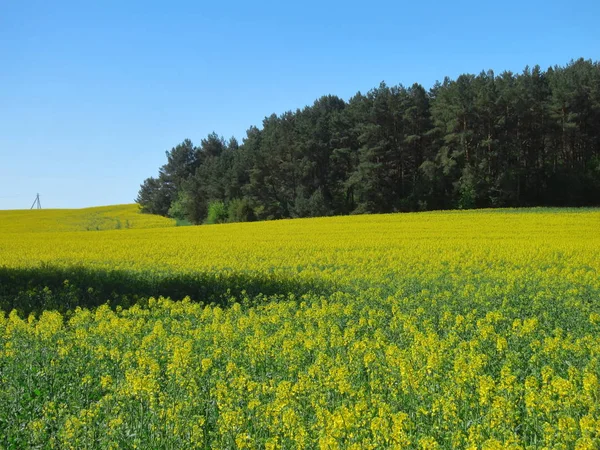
[30, 193, 41, 210]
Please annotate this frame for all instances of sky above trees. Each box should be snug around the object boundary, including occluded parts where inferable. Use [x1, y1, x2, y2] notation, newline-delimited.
[137, 60, 600, 224]
[1, 0, 599, 209]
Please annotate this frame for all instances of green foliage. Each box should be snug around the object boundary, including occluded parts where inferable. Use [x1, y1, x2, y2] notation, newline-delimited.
[174, 218, 193, 226]
[205, 201, 228, 224]
[291, 188, 330, 218]
[136, 177, 173, 216]
[227, 198, 256, 223]
[457, 167, 477, 209]
[137, 58, 600, 222]
[0, 265, 328, 315]
[168, 191, 191, 221]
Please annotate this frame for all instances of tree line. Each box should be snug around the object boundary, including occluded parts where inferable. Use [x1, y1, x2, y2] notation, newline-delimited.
[137, 58, 600, 224]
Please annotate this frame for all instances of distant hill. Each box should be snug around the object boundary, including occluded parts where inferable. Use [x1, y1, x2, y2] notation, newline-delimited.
[0, 204, 175, 233]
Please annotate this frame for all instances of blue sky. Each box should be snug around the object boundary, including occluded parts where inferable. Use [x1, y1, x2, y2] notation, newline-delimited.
[1, 0, 598, 209]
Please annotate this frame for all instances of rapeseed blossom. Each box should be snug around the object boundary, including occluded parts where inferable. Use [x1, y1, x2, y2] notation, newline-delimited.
[0, 208, 599, 447]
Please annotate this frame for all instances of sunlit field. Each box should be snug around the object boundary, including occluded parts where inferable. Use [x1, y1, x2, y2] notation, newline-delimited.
[0, 204, 175, 233]
[1, 207, 600, 448]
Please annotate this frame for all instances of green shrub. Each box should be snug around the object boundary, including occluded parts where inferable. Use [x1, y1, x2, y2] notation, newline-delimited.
[205, 201, 228, 224]
[168, 191, 192, 221]
[227, 198, 256, 223]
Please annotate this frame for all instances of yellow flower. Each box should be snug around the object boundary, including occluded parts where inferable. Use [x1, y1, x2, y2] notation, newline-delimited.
[201, 358, 213, 373]
[478, 375, 495, 406]
[100, 375, 113, 389]
[419, 436, 440, 450]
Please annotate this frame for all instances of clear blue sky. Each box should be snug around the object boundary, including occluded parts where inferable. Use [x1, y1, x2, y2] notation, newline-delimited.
[1, 0, 598, 209]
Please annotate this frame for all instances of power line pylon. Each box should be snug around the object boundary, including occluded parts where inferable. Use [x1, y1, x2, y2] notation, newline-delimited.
[30, 193, 41, 210]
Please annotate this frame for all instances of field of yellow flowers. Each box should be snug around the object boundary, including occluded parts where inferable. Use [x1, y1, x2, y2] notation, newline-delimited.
[1, 207, 600, 448]
[0, 204, 175, 233]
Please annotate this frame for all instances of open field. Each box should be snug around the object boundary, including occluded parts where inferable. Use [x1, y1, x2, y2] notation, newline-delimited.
[0, 204, 175, 233]
[1, 207, 600, 448]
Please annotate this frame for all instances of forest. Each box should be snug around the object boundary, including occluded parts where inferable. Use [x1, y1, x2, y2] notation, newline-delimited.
[137, 58, 600, 224]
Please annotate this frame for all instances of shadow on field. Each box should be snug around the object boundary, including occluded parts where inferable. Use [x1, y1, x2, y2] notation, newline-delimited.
[0, 264, 334, 315]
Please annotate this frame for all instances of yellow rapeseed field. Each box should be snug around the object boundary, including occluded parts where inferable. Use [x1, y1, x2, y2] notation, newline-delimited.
[1, 207, 600, 448]
[0, 204, 175, 233]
